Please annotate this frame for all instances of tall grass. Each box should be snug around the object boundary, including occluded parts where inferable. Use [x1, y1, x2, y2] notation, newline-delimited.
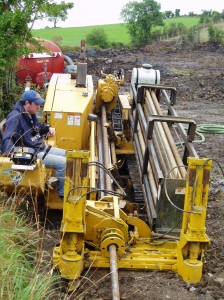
[0, 202, 59, 300]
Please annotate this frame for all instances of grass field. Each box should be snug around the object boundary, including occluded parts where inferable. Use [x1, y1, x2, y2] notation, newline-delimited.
[164, 16, 200, 27]
[31, 16, 204, 47]
[32, 23, 131, 47]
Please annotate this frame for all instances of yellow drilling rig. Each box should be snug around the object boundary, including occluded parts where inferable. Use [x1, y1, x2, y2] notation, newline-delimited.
[0, 51, 212, 298]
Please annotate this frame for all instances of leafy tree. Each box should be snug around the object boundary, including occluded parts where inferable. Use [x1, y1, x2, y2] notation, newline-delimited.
[188, 12, 197, 17]
[163, 10, 174, 19]
[221, 9, 224, 19]
[44, 1, 74, 28]
[199, 10, 213, 24]
[175, 9, 181, 18]
[0, 1, 71, 118]
[120, 0, 164, 47]
[211, 11, 223, 23]
[0, 1, 37, 117]
[86, 28, 109, 49]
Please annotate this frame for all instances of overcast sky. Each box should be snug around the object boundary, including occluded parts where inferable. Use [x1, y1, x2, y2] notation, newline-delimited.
[33, 0, 223, 29]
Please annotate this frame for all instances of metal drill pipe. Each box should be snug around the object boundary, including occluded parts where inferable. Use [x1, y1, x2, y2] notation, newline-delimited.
[150, 90, 187, 179]
[145, 90, 181, 178]
[101, 105, 112, 191]
[162, 89, 198, 158]
[144, 92, 176, 177]
[144, 92, 178, 178]
[143, 102, 166, 183]
[133, 103, 164, 183]
[144, 101, 168, 179]
[97, 117, 105, 198]
[89, 120, 97, 190]
[145, 91, 182, 178]
[145, 90, 182, 178]
[110, 142, 124, 195]
[110, 141, 117, 165]
[133, 109, 158, 204]
[139, 126, 158, 205]
[109, 244, 120, 300]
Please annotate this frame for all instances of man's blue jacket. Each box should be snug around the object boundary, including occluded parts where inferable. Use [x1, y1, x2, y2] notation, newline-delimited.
[2, 100, 48, 155]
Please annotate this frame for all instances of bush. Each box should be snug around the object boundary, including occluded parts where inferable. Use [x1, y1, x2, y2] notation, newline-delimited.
[183, 25, 201, 46]
[110, 42, 125, 49]
[208, 25, 224, 44]
[60, 45, 80, 52]
[86, 28, 109, 49]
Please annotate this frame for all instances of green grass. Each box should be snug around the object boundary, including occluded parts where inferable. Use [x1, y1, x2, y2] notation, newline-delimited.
[32, 16, 224, 47]
[32, 16, 201, 47]
[32, 23, 131, 47]
[163, 16, 200, 28]
[0, 201, 59, 300]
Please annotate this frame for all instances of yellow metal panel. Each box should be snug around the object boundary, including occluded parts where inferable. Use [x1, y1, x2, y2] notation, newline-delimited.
[0, 158, 46, 194]
[44, 74, 94, 150]
[45, 73, 93, 112]
[119, 94, 131, 120]
[85, 240, 178, 270]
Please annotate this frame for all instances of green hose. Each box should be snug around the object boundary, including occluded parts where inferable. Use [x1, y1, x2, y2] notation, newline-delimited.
[194, 130, 205, 143]
[175, 123, 224, 147]
[175, 130, 205, 146]
[196, 124, 224, 134]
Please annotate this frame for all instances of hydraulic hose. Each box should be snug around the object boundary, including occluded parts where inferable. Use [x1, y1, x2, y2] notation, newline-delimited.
[196, 124, 224, 134]
[194, 131, 206, 143]
[175, 132, 205, 146]
[64, 55, 74, 66]
[175, 131, 205, 146]
[175, 123, 224, 147]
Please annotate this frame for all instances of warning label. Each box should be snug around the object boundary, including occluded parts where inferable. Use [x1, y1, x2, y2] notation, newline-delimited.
[67, 114, 81, 126]
[175, 187, 186, 195]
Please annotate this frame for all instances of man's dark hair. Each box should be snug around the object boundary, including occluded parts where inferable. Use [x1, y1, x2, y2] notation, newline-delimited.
[21, 100, 32, 105]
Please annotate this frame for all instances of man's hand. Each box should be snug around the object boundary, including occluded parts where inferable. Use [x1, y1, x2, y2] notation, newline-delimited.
[48, 127, 55, 137]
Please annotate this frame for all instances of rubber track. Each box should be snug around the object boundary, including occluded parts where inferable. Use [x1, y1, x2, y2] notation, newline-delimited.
[126, 155, 144, 203]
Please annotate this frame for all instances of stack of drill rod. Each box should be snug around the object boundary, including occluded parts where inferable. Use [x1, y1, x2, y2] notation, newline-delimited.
[129, 85, 187, 223]
[144, 89, 187, 180]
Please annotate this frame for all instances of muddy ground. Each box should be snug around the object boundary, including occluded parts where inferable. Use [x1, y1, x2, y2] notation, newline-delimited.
[48, 41, 224, 299]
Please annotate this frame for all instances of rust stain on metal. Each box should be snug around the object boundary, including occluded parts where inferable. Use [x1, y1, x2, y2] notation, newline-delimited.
[189, 169, 196, 187]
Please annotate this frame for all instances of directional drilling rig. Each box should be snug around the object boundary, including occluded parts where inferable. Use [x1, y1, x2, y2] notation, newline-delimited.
[0, 58, 212, 298]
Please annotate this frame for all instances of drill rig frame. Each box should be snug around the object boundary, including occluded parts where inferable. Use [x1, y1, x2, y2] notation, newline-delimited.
[0, 62, 212, 297]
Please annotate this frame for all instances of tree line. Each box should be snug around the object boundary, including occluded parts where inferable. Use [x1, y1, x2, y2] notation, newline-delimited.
[120, 0, 224, 47]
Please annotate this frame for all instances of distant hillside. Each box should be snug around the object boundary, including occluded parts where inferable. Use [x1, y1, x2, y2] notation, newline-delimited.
[32, 23, 131, 47]
[163, 16, 200, 27]
[31, 16, 201, 47]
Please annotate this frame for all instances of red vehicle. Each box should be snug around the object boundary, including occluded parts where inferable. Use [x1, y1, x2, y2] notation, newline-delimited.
[16, 38, 74, 87]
